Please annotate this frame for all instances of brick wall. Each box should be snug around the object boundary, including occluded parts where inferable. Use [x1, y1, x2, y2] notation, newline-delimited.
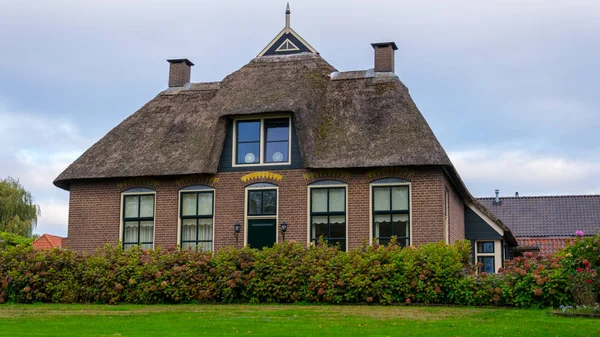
[443, 173, 465, 244]
[66, 166, 453, 253]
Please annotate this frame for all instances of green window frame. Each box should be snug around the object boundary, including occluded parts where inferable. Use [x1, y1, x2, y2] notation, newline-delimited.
[372, 185, 410, 247]
[310, 187, 346, 251]
[180, 191, 214, 251]
[122, 194, 155, 250]
[247, 189, 277, 216]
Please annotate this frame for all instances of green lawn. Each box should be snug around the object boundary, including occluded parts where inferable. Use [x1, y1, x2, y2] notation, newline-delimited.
[0, 304, 597, 337]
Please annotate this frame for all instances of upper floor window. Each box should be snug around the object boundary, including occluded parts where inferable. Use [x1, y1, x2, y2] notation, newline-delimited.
[372, 184, 410, 247]
[234, 117, 291, 166]
[122, 191, 155, 250]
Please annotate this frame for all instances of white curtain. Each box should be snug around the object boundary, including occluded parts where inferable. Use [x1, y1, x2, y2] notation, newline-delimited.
[392, 214, 409, 237]
[373, 187, 390, 211]
[311, 189, 327, 212]
[198, 193, 213, 215]
[123, 221, 138, 243]
[124, 197, 138, 218]
[182, 193, 196, 216]
[181, 219, 196, 242]
[328, 188, 345, 212]
[392, 187, 409, 211]
[139, 196, 154, 217]
[140, 220, 154, 246]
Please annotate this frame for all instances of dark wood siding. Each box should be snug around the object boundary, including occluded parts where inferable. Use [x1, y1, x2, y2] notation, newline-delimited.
[464, 205, 503, 241]
[218, 118, 303, 172]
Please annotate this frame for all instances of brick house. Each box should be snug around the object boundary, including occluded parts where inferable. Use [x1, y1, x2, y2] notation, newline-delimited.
[478, 192, 600, 254]
[54, 6, 517, 273]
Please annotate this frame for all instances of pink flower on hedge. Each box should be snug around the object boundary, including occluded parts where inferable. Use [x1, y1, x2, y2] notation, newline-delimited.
[575, 230, 585, 237]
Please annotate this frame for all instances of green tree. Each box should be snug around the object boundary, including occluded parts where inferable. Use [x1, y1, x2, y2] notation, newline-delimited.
[0, 177, 40, 237]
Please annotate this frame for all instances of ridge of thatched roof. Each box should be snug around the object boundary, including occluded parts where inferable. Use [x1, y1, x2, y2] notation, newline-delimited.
[55, 53, 453, 189]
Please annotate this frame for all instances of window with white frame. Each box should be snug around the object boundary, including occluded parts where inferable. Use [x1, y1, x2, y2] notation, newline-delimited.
[309, 185, 346, 251]
[476, 241, 497, 274]
[180, 189, 214, 251]
[122, 190, 155, 250]
[372, 184, 410, 247]
[234, 117, 291, 166]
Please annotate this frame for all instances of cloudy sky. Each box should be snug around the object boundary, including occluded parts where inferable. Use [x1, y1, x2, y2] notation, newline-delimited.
[1, 0, 599, 236]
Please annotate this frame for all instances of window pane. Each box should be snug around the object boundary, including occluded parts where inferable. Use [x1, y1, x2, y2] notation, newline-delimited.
[391, 186, 409, 211]
[140, 221, 154, 244]
[329, 216, 346, 238]
[265, 141, 289, 163]
[141, 243, 153, 251]
[123, 221, 138, 243]
[312, 216, 328, 239]
[392, 214, 409, 238]
[311, 189, 328, 212]
[182, 193, 197, 216]
[198, 219, 213, 241]
[181, 242, 195, 250]
[329, 188, 345, 212]
[477, 241, 495, 253]
[124, 196, 139, 218]
[237, 142, 260, 164]
[478, 256, 495, 274]
[237, 121, 260, 142]
[248, 191, 262, 215]
[198, 241, 212, 251]
[265, 118, 289, 141]
[181, 219, 197, 241]
[262, 190, 277, 214]
[197, 193, 213, 216]
[139, 195, 154, 218]
[329, 238, 346, 251]
[374, 214, 391, 238]
[373, 187, 390, 211]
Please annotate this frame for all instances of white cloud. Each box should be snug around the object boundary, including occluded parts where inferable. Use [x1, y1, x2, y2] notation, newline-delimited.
[35, 199, 69, 237]
[450, 148, 600, 197]
[0, 100, 87, 237]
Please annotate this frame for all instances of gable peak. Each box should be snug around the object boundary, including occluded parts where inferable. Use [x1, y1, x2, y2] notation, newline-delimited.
[257, 4, 318, 57]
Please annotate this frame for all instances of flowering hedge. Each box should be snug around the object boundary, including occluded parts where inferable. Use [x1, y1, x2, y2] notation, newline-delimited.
[0, 238, 594, 307]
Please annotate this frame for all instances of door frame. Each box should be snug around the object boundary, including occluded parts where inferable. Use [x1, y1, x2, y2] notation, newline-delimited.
[244, 185, 279, 246]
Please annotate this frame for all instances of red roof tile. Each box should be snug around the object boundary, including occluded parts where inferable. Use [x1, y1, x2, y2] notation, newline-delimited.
[516, 237, 574, 255]
[32, 234, 65, 250]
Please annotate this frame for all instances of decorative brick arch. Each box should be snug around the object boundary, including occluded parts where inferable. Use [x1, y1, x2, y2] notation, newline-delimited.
[239, 171, 283, 186]
[117, 178, 160, 192]
[174, 175, 219, 189]
[303, 169, 352, 185]
[365, 168, 415, 183]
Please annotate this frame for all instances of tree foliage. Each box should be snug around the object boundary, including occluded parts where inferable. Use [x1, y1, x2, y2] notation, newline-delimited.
[0, 177, 40, 237]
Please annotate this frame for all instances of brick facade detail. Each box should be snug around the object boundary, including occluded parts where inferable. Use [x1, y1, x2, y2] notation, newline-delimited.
[67, 166, 465, 253]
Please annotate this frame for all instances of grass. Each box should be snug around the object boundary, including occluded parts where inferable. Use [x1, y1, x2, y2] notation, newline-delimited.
[0, 304, 598, 337]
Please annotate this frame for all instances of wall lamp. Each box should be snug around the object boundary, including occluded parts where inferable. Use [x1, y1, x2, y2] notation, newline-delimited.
[233, 222, 241, 242]
[280, 221, 288, 241]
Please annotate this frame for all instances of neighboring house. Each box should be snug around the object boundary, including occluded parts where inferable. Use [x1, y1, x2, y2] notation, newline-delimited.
[54, 6, 517, 273]
[32, 234, 65, 251]
[478, 192, 600, 255]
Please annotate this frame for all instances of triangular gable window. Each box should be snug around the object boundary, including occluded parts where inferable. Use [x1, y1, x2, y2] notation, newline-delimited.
[275, 39, 300, 52]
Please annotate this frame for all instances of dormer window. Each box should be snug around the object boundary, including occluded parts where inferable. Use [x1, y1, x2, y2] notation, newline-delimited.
[234, 116, 291, 166]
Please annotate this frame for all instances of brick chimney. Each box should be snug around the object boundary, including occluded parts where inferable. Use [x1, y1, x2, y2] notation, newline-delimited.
[167, 59, 194, 87]
[371, 42, 398, 73]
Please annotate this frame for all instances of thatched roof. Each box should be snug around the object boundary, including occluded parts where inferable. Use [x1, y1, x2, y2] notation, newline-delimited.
[54, 52, 516, 244]
[55, 53, 453, 189]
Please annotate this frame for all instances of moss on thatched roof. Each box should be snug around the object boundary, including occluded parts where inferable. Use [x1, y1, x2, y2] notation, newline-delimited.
[55, 53, 452, 189]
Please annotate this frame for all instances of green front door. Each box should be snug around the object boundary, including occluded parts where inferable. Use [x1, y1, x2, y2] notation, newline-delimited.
[247, 219, 277, 249]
